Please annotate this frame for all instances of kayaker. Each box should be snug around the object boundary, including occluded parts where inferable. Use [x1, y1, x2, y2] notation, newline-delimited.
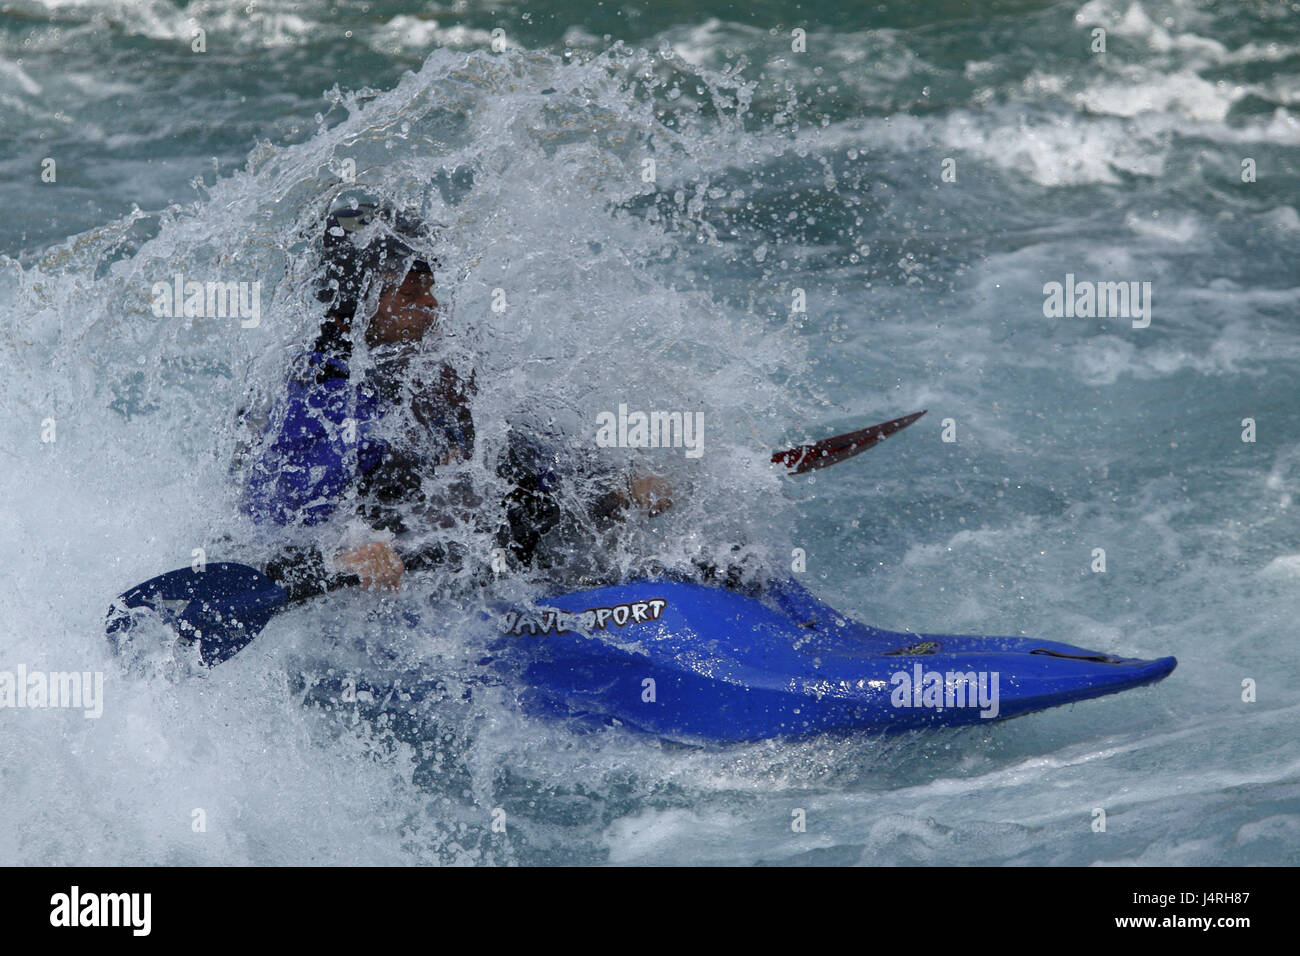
[241, 201, 672, 596]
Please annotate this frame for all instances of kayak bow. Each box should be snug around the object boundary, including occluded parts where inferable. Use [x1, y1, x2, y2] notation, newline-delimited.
[486, 577, 1177, 742]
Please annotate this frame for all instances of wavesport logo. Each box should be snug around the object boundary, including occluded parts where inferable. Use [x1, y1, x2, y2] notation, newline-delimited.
[49, 886, 151, 936]
[1042, 273, 1152, 329]
[890, 663, 1000, 719]
[502, 598, 668, 637]
[0, 665, 103, 719]
[595, 404, 704, 458]
[150, 272, 261, 328]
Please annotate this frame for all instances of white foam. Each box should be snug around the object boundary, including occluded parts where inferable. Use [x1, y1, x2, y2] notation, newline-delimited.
[1261, 555, 1300, 578]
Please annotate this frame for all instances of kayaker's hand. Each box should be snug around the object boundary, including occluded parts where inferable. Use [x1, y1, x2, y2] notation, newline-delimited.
[338, 541, 405, 591]
[436, 445, 466, 467]
[628, 473, 673, 517]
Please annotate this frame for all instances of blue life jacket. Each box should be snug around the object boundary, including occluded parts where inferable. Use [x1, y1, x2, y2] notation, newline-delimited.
[241, 328, 554, 554]
[243, 346, 389, 527]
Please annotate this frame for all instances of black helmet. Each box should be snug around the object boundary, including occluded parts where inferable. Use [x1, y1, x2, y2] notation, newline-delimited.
[315, 202, 439, 322]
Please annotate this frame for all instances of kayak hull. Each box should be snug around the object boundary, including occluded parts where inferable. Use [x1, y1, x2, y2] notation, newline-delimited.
[490, 578, 1176, 743]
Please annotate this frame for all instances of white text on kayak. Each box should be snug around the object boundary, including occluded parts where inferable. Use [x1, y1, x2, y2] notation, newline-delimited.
[595, 404, 704, 458]
[1042, 274, 1151, 329]
[502, 599, 668, 636]
[50, 887, 150, 936]
[151, 273, 261, 328]
[0, 665, 103, 719]
[890, 664, 1000, 719]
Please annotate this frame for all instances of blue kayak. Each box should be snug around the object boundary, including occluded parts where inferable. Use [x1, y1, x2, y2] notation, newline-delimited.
[108, 564, 1176, 744]
[485, 577, 1177, 743]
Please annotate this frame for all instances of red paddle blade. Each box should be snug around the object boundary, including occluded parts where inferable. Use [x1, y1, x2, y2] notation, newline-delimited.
[772, 410, 927, 474]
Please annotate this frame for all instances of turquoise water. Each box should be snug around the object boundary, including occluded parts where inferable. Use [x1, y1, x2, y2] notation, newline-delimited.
[1, 0, 1298, 865]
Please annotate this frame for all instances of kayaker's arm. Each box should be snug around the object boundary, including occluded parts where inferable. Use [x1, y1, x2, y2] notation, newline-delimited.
[336, 541, 405, 591]
[628, 472, 673, 516]
[264, 540, 446, 597]
[262, 545, 361, 601]
[592, 471, 674, 521]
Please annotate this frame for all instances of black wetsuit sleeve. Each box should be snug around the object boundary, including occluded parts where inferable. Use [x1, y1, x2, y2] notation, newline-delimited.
[494, 433, 564, 567]
[263, 545, 359, 601]
[355, 451, 427, 535]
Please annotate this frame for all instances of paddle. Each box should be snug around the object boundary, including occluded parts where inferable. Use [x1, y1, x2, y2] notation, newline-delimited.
[107, 411, 927, 668]
[771, 409, 927, 474]
[107, 563, 301, 667]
